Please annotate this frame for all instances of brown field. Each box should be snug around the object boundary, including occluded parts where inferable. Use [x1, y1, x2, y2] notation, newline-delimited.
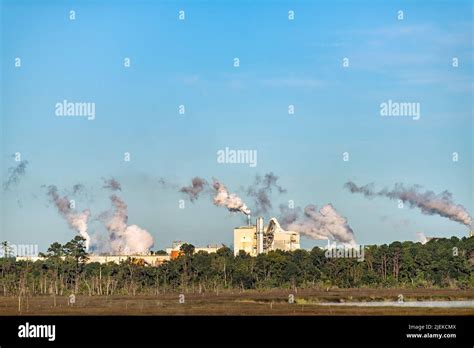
[1, 288, 473, 315]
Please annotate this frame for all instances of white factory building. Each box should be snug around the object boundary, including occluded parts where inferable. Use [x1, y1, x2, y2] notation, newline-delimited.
[15, 241, 222, 266]
[16, 217, 301, 264]
[233, 217, 301, 256]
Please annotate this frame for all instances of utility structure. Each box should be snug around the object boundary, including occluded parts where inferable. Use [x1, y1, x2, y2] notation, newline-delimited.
[233, 217, 300, 256]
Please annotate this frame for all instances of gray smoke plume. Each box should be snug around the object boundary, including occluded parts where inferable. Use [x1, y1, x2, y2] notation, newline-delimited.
[212, 179, 251, 215]
[278, 204, 301, 226]
[246, 172, 286, 215]
[102, 177, 122, 191]
[46, 185, 91, 251]
[280, 204, 356, 245]
[3, 160, 28, 190]
[180, 177, 208, 202]
[72, 183, 85, 194]
[64, 183, 95, 206]
[344, 181, 472, 227]
[104, 194, 154, 255]
[157, 177, 167, 187]
[157, 177, 179, 190]
[344, 181, 375, 198]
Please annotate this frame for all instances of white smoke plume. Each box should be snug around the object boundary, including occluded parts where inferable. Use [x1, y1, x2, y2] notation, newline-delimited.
[46, 185, 91, 251]
[415, 232, 428, 245]
[180, 177, 208, 202]
[104, 194, 154, 255]
[280, 204, 356, 245]
[212, 179, 251, 215]
[344, 181, 472, 227]
[162, 174, 285, 217]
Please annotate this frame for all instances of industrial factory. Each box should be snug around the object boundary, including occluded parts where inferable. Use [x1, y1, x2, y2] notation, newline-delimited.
[83, 242, 221, 265]
[15, 216, 301, 266]
[15, 252, 172, 266]
[233, 217, 301, 256]
[16, 241, 222, 267]
[165, 241, 222, 259]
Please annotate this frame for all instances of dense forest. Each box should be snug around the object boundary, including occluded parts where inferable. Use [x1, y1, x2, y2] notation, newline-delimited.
[1, 236, 473, 297]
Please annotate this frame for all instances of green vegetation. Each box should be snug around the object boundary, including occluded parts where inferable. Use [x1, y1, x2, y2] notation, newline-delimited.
[1, 236, 472, 296]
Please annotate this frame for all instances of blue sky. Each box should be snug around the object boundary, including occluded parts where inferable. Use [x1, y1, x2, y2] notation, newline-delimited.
[1, 0, 472, 252]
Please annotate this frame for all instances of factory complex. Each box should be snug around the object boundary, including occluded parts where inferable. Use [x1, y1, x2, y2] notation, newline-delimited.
[233, 217, 300, 256]
[16, 217, 301, 266]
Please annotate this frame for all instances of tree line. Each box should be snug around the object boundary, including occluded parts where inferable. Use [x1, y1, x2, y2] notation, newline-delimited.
[0, 236, 472, 297]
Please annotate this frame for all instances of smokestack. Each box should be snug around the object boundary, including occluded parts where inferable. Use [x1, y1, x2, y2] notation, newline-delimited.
[256, 217, 264, 254]
[247, 214, 251, 226]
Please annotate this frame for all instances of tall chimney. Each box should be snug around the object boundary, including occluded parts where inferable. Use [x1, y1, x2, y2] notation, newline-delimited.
[247, 214, 251, 226]
[256, 217, 264, 255]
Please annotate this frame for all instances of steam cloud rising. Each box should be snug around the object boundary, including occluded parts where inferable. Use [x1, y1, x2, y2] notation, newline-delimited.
[344, 181, 472, 227]
[45, 179, 154, 255]
[280, 204, 356, 245]
[172, 176, 251, 216]
[175, 173, 285, 217]
[212, 179, 251, 215]
[415, 232, 428, 245]
[103, 194, 154, 255]
[47, 185, 91, 251]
